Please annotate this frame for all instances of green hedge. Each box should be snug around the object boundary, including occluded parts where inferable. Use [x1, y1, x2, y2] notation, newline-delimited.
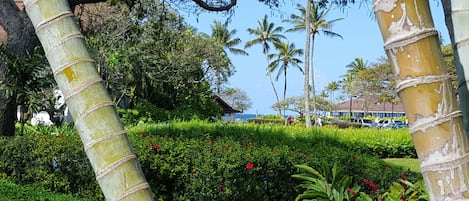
[0, 122, 419, 200]
[0, 178, 93, 201]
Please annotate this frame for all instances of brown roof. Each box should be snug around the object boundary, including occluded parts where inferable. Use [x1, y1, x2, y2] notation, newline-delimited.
[335, 95, 405, 113]
[212, 95, 241, 114]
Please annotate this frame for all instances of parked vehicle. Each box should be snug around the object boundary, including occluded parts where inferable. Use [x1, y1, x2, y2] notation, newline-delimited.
[377, 119, 391, 128]
[350, 118, 377, 128]
[378, 119, 408, 129]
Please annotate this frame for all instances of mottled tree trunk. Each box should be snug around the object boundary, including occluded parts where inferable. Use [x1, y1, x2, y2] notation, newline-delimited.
[0, 0, 38, 136]
[23, 0, 153, 200]
[374, 0, 469, 200]
[442, 1, 469, 135]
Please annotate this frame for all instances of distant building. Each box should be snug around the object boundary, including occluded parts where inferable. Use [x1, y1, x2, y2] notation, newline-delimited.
[212, 95, 241, 122]
[333, 95, 405, 118]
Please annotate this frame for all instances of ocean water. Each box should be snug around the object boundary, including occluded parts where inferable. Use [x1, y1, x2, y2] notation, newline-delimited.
[233, 113, 259, 122]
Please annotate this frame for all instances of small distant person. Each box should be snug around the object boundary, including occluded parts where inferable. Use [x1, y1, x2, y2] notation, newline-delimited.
[316, 117, 323, 127]
[287, 116, 293, 125]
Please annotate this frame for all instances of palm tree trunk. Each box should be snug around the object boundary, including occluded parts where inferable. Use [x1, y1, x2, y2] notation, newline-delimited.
[304, 0, 312, 128]
[374, 1, 469, 200]
[265, 51, 281, 116]
[310, 35, 317, 119]
[23, 0, 153, 200]
[283, 65, 287, 116]
[442, 0, 469, 134]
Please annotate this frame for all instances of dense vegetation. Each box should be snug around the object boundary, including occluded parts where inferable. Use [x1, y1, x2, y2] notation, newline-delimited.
[0, 121, 419, 200]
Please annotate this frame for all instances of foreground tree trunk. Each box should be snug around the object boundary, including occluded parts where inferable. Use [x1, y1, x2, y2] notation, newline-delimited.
[23, 0, 153, 200]
[374, 0, 469, 200]
[442, 1, 469, 135]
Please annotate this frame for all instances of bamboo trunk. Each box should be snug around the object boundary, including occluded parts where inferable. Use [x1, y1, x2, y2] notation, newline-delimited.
[374, 0, 469, 200]
[23, 0, 153, 200]
[442, 1, 469, 135]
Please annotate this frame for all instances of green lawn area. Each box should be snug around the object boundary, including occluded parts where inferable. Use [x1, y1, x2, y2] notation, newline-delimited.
[384, 158, 421, 173]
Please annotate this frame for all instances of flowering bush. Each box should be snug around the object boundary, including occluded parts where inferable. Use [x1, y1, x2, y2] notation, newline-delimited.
[0, 122, 420, 200]
[293, 163, 429, 201]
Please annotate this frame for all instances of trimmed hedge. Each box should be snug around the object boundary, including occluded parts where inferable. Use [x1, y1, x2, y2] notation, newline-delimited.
[0, 122, 419, 200]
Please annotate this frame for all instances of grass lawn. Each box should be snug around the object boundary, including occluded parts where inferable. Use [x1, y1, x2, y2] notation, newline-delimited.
[384, 158, 421, 173]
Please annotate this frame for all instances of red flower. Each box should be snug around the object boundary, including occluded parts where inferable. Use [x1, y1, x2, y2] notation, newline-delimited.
[155, 145, 161, 152]
[219, 183, 225, 191]
[246, 162, 254, 170]
[347, 187, 357, 196]
[140, 131, 147, 137]
[208, 139, 213, 144]
[191, 169, 197, 175]
[401, 172, 407, 190]
[364, 179, 379, 194]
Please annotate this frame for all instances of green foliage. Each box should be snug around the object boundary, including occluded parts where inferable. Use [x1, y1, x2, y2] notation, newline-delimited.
[382, 179, 429, 201]
[118, 100, 221, 125]
[0, 122, 419, 200]
[292, 163, 428, 201]
[0, 125, 103, 200]
[292, 162, 361, 201]
[84, 3, 224, 117]
[0, 178, 93, 201]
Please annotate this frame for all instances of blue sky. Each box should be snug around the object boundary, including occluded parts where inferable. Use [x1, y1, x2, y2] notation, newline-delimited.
[184, 1, 449, 115]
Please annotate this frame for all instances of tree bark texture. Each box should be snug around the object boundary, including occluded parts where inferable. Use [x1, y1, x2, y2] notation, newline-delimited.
[23, 0, 153, 200]
[0, 0, 39, 136]
[374, 0, 469, 200]
[303, 0, 312, 128]
[441, 1, 469, 135]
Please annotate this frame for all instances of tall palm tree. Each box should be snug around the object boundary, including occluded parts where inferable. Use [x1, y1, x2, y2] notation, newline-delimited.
[346, 57, 367, 74]
[346, 57, 373, 114]
[284, 2, 343, 127]
[210, 20, 248, 94]
[245, 15, 285, 116]
[23, 1, 153, 200]
[375, 0, 469, 199]
[326, 80, 338, 102]
[268, 41, 304, 115]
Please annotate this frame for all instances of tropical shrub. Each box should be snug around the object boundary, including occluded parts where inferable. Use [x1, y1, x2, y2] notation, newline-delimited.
[0, 122, 420, 200]
[293, 163, 429, 201]
[0, 178, 93, 201]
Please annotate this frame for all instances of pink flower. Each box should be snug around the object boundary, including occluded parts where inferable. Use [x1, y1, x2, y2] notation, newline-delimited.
[246, 162, 254, 170]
